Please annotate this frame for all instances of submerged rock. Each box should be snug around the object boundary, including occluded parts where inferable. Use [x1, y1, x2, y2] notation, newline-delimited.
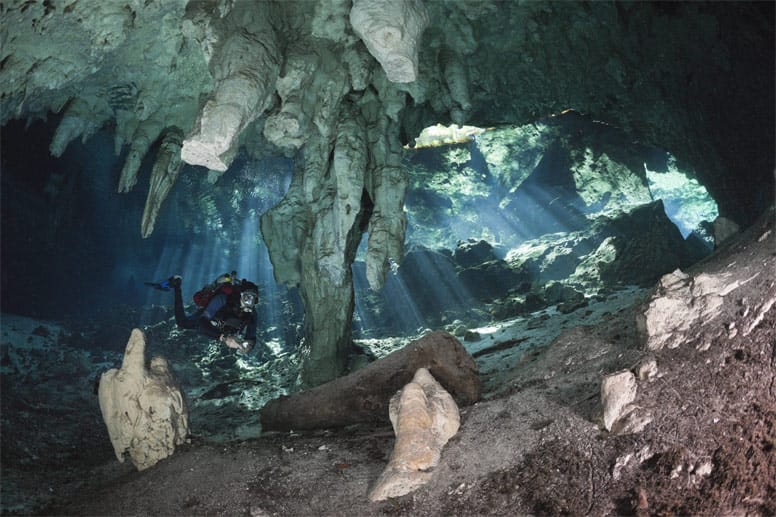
[98, 329, 188, 471]
[637, 269, 726, 351]
[369, 368, 460, 501]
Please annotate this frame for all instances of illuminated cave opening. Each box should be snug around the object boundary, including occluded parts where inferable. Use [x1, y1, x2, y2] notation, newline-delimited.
[352, 112, 721, 339]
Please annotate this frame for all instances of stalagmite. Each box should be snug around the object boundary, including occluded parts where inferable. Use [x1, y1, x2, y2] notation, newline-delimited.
[369, 368, 460, 501]
[118, 116, 164, 193]
[97, 329, 188, 471]
[181, 2, 280, 171]
[350, 0, 429, 83]
[141, 128, 184, 238]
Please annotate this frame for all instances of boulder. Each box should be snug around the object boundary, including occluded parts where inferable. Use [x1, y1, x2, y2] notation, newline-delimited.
[452, 239, 500, 268]
[98, 329, 188, 470]
[637, 269, 725, 350]
[601, 369, 652, 435]
[457, 260, 527, 301]
[713, 216, 740, 248]
[368, 368, 460, 501]
[601, 370, 637, 432]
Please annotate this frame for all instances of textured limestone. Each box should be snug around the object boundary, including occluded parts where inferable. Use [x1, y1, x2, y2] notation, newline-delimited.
[181, 2, 280, 171]
[141, 129, 185, 238]
[98, 329, 188, 471]
[118, 116, 165, 193]
[601, 370, 637, 432]
[261, 66, 410, 385]
[362, 91, 408, 291]
[49, 97, 113, 158]
[350, 0, 429, 83]
[263, 45, 318, 150]
[369, 368, 460, 501]
[440, 48, 471, 125]
[260, 331, 480, 431]
[637, 269, 726, 351]
[262, 88, 364, 385]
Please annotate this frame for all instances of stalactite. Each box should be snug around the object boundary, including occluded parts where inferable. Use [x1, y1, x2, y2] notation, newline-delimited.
[350, 0, 429, 83]
[181, 2, 280, 171]
[49, 98, 113, 157]
[141, 128, 184, 238]
[117, 116, 164, 193]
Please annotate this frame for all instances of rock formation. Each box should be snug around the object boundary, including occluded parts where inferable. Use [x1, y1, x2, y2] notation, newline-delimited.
[350, 0, 429, 83]
[1, 0, 772, 386]
[637, 269, 730, 351]
[601, 369, 652, 435]
[369, 368, 460, 502]
[97, 329, 188, 471]
[181, 1, 280, 171]
[260, 331, 480, 431]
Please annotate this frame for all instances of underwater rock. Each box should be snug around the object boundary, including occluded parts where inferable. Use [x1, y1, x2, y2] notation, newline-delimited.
[141, 128, 184, 238]
[452, 239, 501, 268]
[712, 216, 740, 248]
[181, 2, 280, 171]
[504, 200, 701, 290]
[457, 260, 526, 302]
[601, 370, 637, 432]
[637, 269, 726, 351]
[350, 0, 428, 83]
[260, 331, 479, 431]
[369, 368, 460, 501]
[98, 329, 188, 471]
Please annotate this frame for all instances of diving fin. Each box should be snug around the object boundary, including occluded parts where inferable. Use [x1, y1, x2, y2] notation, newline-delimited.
[144, 280, 172, 291]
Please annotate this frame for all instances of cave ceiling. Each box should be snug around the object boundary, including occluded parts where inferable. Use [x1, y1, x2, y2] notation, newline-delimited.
[1, 0, 773, 229]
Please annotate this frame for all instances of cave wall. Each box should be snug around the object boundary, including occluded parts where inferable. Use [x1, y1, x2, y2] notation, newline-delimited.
[1, 0, 772, 384]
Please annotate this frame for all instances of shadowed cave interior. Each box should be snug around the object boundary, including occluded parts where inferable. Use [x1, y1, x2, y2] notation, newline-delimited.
[0, 1, 774, 515]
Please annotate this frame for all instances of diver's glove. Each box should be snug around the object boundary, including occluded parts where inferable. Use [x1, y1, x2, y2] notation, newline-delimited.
[239, 339, 255, 354]
[220, 335, 253, 355]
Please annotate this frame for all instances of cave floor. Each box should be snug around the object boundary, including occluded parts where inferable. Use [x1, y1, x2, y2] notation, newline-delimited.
[2, 210, 774, 516]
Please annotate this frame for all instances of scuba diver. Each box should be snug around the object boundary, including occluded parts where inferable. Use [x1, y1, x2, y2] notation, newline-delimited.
[147, 271, 259, 354]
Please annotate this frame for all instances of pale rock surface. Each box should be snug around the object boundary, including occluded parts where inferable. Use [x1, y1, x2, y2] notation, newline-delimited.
[369, 368, 460, 501]
[637, 269, 726, 350]
[98, 329, 188, 471]
[440, 48, 472, 125]
[610, 406, 653, 435]
[182, 2, 280, 171]
[601, 370, 637, 432]
[261, 72, 363, 385]
[263, 45, 320, 150]
[350, 0, 429, 83]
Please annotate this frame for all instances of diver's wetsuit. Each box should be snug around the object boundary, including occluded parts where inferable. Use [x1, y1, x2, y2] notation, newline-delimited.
[173, 284, 257, 341]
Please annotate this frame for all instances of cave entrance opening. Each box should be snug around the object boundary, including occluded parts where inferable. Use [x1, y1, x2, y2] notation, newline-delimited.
[351, 113, 720, 342]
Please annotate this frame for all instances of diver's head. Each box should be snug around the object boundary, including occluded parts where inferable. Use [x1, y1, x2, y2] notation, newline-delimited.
[240, 282, 259, 312]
